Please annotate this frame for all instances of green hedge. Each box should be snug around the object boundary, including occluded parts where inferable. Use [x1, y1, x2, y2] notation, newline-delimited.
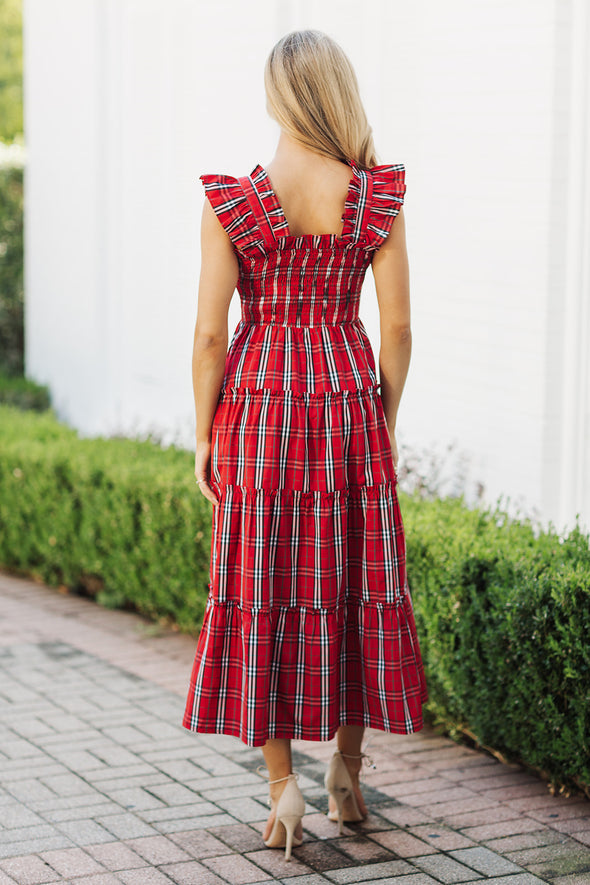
[0, 406, 213, 631]
[403, 496, 590, 796]
[0, 372, 51, 411]
[0, 166, 24, 376]
[0, 404, 589, 795]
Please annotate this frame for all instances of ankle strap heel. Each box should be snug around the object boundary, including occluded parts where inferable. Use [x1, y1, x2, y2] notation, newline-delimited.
[337, 751, 377, 769]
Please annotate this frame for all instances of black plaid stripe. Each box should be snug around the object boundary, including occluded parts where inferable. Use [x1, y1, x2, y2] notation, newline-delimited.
[184, 161, 427, 746]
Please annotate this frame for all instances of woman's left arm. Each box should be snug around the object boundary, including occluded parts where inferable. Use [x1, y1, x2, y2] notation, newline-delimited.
[193, 198, 239, 505]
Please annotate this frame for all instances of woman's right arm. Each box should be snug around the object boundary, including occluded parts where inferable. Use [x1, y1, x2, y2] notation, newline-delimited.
[370, 207, 411, 469]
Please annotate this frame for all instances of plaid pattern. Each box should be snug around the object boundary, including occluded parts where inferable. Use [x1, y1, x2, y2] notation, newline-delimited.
[183, 162, 428, 747]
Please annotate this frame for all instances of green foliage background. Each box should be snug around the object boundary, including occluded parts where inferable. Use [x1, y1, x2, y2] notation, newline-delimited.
[0, 0, 24, 376]
[0, 166, 24, 375]
[0, 0, 23, 142]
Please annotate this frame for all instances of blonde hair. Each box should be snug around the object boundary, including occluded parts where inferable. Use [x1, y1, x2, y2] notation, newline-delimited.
[264, 30, 378, 170]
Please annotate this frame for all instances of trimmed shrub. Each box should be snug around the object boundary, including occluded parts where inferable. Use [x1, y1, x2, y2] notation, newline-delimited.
[402, 496, 590, 796]
[0, 406, 212, 631]
[0, 372, 50, 410]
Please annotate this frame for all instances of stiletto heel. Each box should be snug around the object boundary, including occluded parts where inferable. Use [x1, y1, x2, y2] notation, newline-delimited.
[325, 750, 374, 830]
[257, 769, 305, 861]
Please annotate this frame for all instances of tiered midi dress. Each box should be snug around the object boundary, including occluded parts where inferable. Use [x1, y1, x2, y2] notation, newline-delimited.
[183, 161, 428, 747]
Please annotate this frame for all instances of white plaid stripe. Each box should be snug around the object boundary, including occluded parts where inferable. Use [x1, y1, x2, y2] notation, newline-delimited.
[184, 161, 427, 746]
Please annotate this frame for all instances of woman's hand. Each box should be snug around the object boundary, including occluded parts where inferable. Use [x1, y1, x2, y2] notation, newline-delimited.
[195, 441, 219, 507]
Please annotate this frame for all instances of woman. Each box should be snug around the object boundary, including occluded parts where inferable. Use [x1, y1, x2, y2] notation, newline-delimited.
[183, 29, 428, 860]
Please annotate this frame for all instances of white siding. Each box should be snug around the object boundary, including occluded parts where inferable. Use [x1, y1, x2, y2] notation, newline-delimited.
[23, 0, 590, 531]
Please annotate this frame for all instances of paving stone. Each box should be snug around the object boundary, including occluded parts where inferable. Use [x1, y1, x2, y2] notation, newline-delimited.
[3, 780, 57, 803]
[380, 775, 453, 798]
[123, 835, 192, 865]
[202, 852, 273, 883]
[148, 758, 205, 780]
[459, 877, 548, 885]
[528, 857, 590, 877]
[57, 819, 118, 845]
[94, 774, 171, 794]
[460, 817, 543, 841]
[65, 874, 122, 884]
[377, 805, 433, 827]
[328, 835, 398, 864]
[166, 828, 234, 858]
[184, 774, 265, 797]
[41, 773, 96, 797]
[408, 824, 476, 850]
[38, 846, 106, 876]
[411, 853, 485, 882]
[195, 755, 253, 777]
[139, 801, 219, 822]
[101, 725, 155, 745]
[207, 822, 274, 853]
[0, 873, 16, 885]
[43, 801, 123, 822]
[0, 762, 66, 783]
[0, 804, 45, 828]
[280, 840, 357, 873]
[105, 787, 167, 812]
[369, 829, 438, 857]
[28, 793, 112, 814]
[324, 859, 418, 882]
[484, 829, 564, 853]
[96, 813, 159, 840]
[552, 818, 590, 836]
[420, 796, 499, 819]
[280, 876, 332, 885]
[244, 847, 313, 877]
[118, 870, 177, 884]
[154, 814, 239, 834]
[89, 746, 145, 768]
[323, 877, 439, 885]
[449, 846, 523, 875]
[144, 783, 202, 806]
[0, 855, 61, 884]
[196, 778, 269, 800]
[84, 763, 157, 783]
[213, 795, 269, 822]
[552, 876, 590, 884]
[0, 823, 59, 844]
[158, 861, 226, 884]
[0, 835, 74, 859]
[85, 842, 149, 870]
[300, 812, 356, 840]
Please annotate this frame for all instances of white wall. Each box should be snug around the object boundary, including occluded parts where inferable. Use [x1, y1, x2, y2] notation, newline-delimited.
[23, 0, 590, 531]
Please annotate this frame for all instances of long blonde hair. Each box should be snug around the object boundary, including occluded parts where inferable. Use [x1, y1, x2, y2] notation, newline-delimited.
[264, 30, 378, 170]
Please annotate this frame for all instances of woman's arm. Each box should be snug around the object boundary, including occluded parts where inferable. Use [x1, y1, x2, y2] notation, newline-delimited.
[370, 207, 411, 469]
[193, 199, 239, 505]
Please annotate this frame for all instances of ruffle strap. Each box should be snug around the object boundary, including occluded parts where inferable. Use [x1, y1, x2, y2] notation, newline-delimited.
[364, 164, 406, 250]
[200, 173, 266, 256]
[341, 163, 406, 251]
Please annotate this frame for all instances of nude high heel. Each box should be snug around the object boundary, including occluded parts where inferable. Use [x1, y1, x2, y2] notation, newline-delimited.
[325, 751, 373, 834]
[257, 769, 305, 861]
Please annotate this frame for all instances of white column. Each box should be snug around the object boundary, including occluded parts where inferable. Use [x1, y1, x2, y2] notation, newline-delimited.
[554, 0, 590, 531]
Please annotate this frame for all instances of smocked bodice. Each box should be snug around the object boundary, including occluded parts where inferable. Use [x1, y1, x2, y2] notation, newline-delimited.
[200, 162, 406, 392]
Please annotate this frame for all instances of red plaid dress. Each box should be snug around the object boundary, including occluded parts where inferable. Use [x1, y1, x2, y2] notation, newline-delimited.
[183, 162, 428, 747]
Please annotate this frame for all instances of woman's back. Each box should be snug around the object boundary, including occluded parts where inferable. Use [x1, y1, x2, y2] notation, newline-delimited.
[264, 149, 355, 239]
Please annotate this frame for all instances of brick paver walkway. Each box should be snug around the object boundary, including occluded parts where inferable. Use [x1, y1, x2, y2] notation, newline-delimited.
[1, 572, 589, 885]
